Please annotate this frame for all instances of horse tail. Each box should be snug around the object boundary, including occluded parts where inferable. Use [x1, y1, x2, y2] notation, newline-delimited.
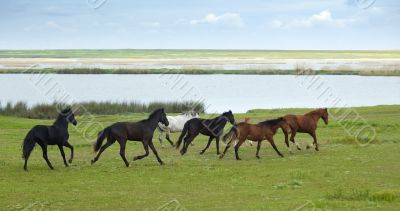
[22, 129, 36, 159]
[223, 126, 238, 143]
[176, 121, 190, 149]
[279, 117, 291, 134]
[94, 127, 110, 152]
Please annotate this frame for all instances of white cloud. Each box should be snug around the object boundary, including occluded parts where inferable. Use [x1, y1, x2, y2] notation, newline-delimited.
[46, 21, 62, 29]
[272, 10, 357, 28]
[190, 13, 244, 28]
[140, 21, 161, 28]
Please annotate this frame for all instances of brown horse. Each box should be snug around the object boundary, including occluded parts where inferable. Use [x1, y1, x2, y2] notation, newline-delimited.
[220, 117, 290, 160]
[282, 108, 328, 151]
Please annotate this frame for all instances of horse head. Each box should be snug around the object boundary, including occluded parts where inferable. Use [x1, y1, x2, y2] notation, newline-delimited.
[321, 108, 328, 125]
[223, 110, 235, 125]
[61, 107, 77, 126]
[159, 108, 169, 126]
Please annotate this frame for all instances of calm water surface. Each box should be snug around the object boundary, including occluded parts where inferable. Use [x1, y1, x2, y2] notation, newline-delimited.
[0, 74, 399, 113]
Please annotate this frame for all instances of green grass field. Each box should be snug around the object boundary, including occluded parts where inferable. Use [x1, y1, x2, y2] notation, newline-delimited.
[1, 105, 399, 210]
[1, 49, 400, 59]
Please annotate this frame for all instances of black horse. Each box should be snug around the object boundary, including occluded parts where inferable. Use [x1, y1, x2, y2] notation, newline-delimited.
[91, 108, 169, 167]
[22, 108, 77, 171]
[176, 110, 235, 155]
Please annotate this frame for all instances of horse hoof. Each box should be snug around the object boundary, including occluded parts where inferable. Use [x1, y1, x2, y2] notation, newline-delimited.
[133, 157, 138, 161]
[68, 159, 73, 164]
[256, 156, 260, 159]
[297, 147, 302, 151]
[91, 160, 95, 165]
[236, 158, 241, 160]
[315, 148, 319, 151]
[199, 151, 204, 155]
[160, 161, 164, 165]
[219, 154, 224, 159]
[306, 145, 311, 149]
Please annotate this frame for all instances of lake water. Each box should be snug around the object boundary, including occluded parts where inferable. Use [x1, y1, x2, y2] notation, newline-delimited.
[0, 74, 399, 113]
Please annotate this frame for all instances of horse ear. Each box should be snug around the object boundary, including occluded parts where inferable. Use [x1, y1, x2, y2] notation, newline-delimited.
[229, 110, 232, 113]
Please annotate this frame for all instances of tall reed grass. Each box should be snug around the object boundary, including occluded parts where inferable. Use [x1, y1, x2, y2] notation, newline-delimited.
[0, 101, 205, 119]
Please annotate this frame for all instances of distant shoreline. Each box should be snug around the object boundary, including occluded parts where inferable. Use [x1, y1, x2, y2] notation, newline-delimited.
[1, 50, 399, 76]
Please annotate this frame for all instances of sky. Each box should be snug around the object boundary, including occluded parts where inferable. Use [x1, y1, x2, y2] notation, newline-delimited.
[0, 0, 399, 50]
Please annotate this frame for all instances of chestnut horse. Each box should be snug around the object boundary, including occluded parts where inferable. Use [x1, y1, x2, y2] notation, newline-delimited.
[282, 108, 328, 151]
[220, 117, 290, 160]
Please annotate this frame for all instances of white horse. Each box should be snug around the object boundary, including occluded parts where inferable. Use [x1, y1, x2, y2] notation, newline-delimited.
[158, 111, 199, 147]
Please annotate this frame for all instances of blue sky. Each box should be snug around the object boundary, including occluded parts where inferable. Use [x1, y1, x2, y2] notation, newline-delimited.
[1, 0, 399, 50]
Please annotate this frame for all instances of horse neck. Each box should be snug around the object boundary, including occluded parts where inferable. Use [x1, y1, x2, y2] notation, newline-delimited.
[306, 110, 322, 123]
[146, 112, 161, 130]
[54, 117, 69, 129]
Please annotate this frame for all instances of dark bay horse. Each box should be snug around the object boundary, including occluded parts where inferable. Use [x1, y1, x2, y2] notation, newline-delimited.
[22, 108, 77, 171]
[91, 108, 169, 167]
[220, 117, 289, 160]
[176, 110, 235, 155]
[282, 108, 328, 151]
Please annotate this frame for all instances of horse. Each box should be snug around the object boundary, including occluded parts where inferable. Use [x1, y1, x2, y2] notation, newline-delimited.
[176, 110, 235, 155]
[282, 108, 328, 151]
[157, 111, 199, 147]
[22, 108, 77, 171]
[91, 108, 169, 167]
[220, 117, 290, 160]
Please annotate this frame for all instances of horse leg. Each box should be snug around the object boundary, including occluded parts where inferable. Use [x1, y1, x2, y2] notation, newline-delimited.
[133, 141, 149, 160]
[180, 131, 199, 155]
[57, 144, 69, 167]
[219, 135, 236, 159]
[283, 130, 292, 154]
[234, 138, 245, 160]
[290, 131, 301, 150]
[38, 142, 54, 170]
[64, 142, 74, 163]
[200, 136, 213, 155]
[149, 141, 164, 165]
[165, 131, 175, 147]
[310, 131, 319, 151]
[91, 139, 115, 164]
[23, 140, 36, 171]
[256, 141, 261, 159]
[215, 136, 221, 155]
[117, 140, 130, 167]
[267, 137, 284, 157]
[158, 130, 163, 147]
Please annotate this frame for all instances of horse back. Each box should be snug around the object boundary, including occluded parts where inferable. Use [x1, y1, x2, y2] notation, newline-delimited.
[283, 114, 316, 133]
[29, 125, 68, 145]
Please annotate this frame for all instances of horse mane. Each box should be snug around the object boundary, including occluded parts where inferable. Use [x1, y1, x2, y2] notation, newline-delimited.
[244, 117, 251, 123]
[54, 109, 70, 125]
[147, 108, 163, 120]
[305, 108, 326, 116]
[257, 117, 284, 127]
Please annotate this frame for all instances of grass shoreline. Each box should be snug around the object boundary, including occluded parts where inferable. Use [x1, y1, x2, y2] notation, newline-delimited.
[1, 49, 400, 59]
[1, 68, 400, 76]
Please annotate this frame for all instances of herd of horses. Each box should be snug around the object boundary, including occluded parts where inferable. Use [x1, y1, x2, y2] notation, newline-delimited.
[21, 107, 329, 170]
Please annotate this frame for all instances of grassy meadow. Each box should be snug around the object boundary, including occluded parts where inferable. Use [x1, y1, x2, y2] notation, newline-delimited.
[0, 105, 399, 210]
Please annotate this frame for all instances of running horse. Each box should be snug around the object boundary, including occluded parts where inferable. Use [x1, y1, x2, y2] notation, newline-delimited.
[22, 108, 77, 171]
[220, 117, 289, 160]
[91, 108, 169, 167]
[176, 110, 235, 155]
[282, 108, 328, 151]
